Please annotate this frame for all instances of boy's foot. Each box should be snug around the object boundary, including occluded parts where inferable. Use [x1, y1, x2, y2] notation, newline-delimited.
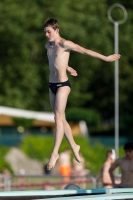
[47, 153, 59, 170]
[72, 145, 82, 163]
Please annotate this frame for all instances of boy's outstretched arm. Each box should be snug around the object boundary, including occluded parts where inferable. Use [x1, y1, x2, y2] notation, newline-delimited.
[67, 66, 78, 76]
[64, 40, 121, 62]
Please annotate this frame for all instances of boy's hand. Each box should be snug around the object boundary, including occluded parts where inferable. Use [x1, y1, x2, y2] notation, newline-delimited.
[67, 66, 78, 76]
[106, 54, 121, 62]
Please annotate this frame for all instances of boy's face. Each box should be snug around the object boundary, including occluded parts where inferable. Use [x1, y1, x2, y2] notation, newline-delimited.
[44, 26, 59, 42]
[125, 149, 133, 159]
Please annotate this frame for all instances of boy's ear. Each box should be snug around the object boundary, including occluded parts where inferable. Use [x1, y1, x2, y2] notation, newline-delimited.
[56, 28, 59, 33]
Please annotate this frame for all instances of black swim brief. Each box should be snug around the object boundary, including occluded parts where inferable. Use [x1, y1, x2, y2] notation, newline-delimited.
[49, 80, 71, 94]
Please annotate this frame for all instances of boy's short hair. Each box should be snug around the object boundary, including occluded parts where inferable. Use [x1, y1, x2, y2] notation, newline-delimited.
[124, 142, 133, 151]
[44, 18, 60, 30]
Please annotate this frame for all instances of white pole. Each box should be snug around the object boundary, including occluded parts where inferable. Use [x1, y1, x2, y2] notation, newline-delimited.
[114, 22, 119, 157]
[107, 4, 128, 161]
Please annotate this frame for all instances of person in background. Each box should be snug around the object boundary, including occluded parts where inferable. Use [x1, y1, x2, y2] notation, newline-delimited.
[59, 149, 72, 181]
[72, 152, 89, 188]
[100, 149, 117, 188]
[109, 142, 133, 188]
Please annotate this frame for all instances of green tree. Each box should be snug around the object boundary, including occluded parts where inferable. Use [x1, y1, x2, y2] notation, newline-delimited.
[0, 0, 133, 135]
[0, 0, 49, 110]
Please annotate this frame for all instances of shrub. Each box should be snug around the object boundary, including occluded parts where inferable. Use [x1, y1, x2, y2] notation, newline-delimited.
[66, 108, 101, 126]
[20, 135, 124, 173]
[0, 146, 13, 173]
[12, 117, 34, 129]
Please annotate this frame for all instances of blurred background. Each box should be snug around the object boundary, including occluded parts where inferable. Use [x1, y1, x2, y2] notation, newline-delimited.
[0, 0, 133, 191]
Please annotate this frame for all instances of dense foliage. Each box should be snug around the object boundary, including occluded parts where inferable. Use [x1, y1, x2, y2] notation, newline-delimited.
[66, 108, 101, 126]
[0, 135, 126, 174]
[0, 146, 13, 173]
[0, 0, 133, 135]
[20, 135, 125, 173]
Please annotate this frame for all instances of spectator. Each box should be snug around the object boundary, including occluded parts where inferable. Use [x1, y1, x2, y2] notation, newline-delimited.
[99, 149, 117, 188]
[59, 149, 72, 181]
[72, 152, 89, 176]
[72, 152, 89, 188]
[109, 142, 133, 188]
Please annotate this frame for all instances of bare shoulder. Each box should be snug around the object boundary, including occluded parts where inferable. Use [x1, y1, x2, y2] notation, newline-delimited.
[110, 158, 122, 170]
[119, 157, 127, 163]
[117, 157, 124, 163]
[60, 38, 70, 46]
[114, 157, 126, 166]
[62, 39, 77, 49]
[62, 39, 85, 53]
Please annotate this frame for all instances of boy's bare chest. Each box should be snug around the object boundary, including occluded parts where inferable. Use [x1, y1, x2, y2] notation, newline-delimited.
[121, 160, 133, 172]
[47, 45, 63, 60]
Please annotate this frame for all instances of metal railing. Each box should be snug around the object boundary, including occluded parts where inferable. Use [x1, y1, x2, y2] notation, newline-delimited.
[0, 174, 97, 191]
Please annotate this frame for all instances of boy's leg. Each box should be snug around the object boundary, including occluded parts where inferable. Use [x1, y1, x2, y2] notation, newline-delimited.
[63, 117, 81, 163]
[47, 86, 70, 170]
